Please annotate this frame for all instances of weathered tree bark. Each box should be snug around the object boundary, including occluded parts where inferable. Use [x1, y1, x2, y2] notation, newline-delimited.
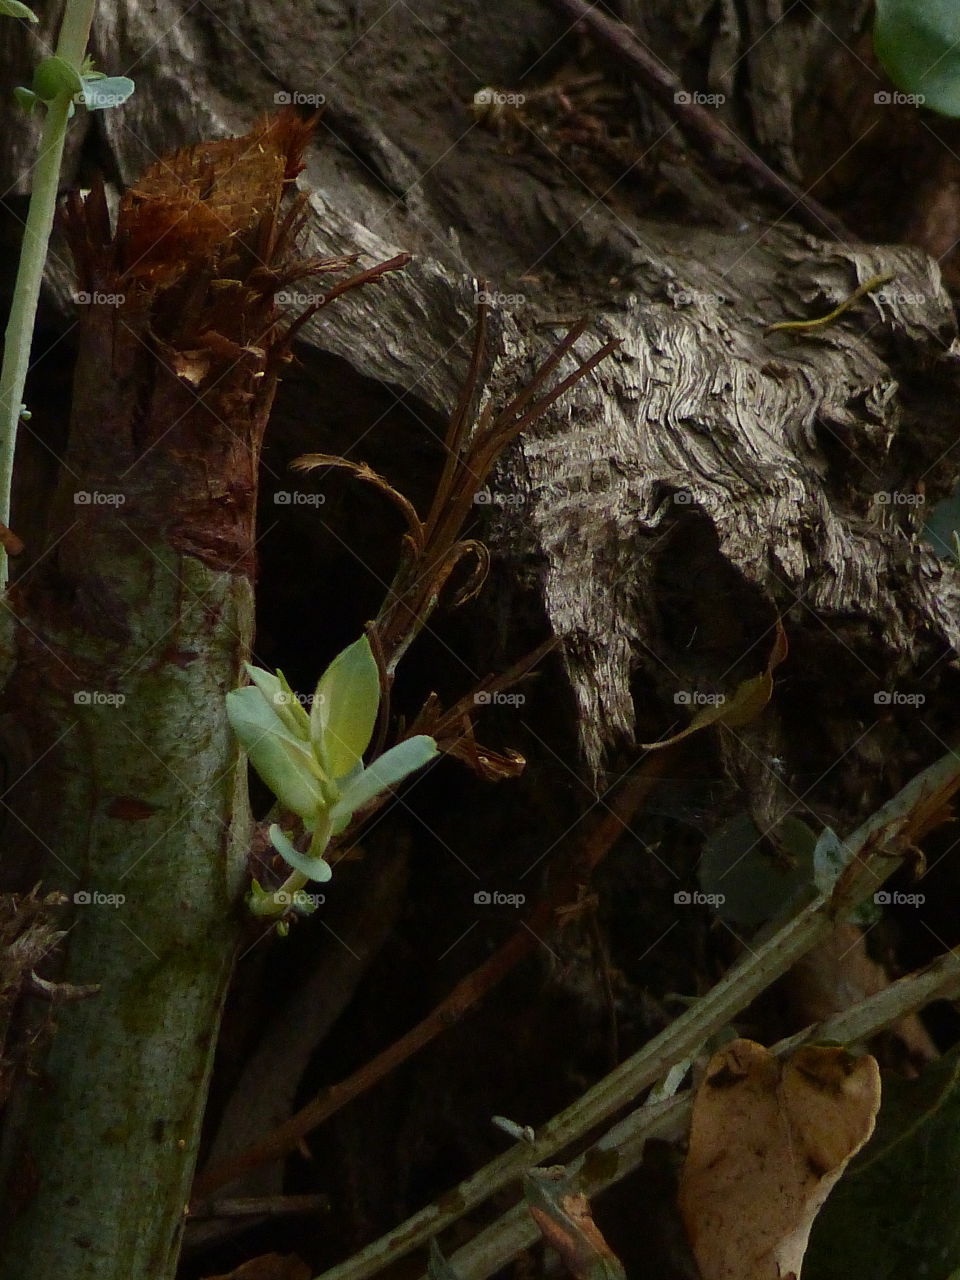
[2, 1, 960, 1276]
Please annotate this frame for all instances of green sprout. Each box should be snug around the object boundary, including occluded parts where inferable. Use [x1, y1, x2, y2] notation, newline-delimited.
[227, 634, 438, 918]
[13, 54, 134, 116]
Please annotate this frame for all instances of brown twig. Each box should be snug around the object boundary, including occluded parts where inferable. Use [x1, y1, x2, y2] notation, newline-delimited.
[374, 313, 620, 670]
[548, 0, 852, 242]
[280, 252, 412, 349]
[191, 926, 536, 1201]
[188, 1193, 330, 1221]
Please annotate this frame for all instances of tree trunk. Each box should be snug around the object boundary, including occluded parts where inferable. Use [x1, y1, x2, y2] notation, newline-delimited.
[0, 115, 316, 1277]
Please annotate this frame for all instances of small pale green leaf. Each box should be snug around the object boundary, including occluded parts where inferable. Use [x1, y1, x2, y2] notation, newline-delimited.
[811, 825, 879, 925]
[312, 635, 381, 779]
[330, 735, 438, 830]
[268, 823, 333, 883]
[226, 686, 326, 819]
[813, 825, 848, 894]
[13, 86, 38, 112]
[32, 56, 83, 102]
[874, 0, 960, 116]
[79, 74, 135, 110]
[243, 662, 312, 742]
[0, 1, 38, 20]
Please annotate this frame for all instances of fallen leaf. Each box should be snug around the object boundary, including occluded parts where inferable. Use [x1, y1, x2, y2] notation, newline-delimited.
[678, 1037, 880, 1280]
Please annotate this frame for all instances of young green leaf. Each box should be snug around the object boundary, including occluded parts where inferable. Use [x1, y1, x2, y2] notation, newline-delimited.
[242, 662, 312, 741]
[311, 634, 381, 779]
[329, 734, 439, 832]
[875, 0, 960, 116]
[268, 823, 333, 883]
[31, 55, 83, 103]
[0, 1, 38, 20]
[78, 75, 135, 111]
[247, 877, 280, 917]
[226, 686, 328, 819]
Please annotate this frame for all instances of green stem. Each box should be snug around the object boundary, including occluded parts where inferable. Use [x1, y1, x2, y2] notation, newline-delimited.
[0, 0, 96, 590]
[249, 868, 309, 917]
[54, 0, 97, 64]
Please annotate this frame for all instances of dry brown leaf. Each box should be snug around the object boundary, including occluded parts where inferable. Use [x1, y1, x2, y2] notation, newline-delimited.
[641, 620, 788, 750]
[678, 1037, 880, 1280]
[525, 1166, 626, 1280]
